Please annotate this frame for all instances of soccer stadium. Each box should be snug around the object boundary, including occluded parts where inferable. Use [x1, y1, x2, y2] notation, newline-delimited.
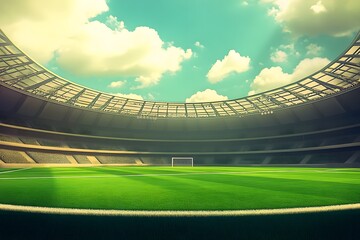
[0, 1, 360, 239]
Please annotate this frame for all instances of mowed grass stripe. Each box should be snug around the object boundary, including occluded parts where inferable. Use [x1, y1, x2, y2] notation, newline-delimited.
[0, 171, 274, 180]
[1, 167, 359, 187]
[2, 167, 353, 180]
[146, 173, 351, 210]
[243, 171, 360, 184]
[0, 170, 346, 180]
[270, 171, 360, 186]
[0, 166, 359, 211]
[2, 166, 358, 177]
[0, 172, 354, 210]
[175, 172, 359, 207]
[8, 173, 325, 211]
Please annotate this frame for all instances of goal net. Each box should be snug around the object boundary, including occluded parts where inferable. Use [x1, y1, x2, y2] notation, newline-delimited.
[171, 157, 193, 167]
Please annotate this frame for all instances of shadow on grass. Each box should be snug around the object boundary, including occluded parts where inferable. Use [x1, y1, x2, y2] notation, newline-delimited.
[178, 172, 360, 203]
[85, 166, 202, 176]
[0, 167, 56, 208]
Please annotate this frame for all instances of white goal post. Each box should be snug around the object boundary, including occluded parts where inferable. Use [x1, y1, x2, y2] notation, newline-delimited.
[171, 157, 194, 167]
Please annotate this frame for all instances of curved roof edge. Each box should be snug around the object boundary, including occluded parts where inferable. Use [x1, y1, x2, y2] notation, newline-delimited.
[0, 30, 359, 118]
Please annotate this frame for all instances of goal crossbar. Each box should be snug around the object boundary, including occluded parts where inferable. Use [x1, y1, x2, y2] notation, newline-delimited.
[171, 157, 193, 167]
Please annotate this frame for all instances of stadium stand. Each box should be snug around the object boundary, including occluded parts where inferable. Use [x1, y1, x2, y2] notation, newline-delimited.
[73, 155, 92, 164]
[19, 137, 40, 145]
[0, 117, 359, 166]
[96, 155, 136, 165]
[0, 149, 30, 163]
[26, 152, 70, 164]
[0, 30, 359, 166]
[0, 134, 22, 143]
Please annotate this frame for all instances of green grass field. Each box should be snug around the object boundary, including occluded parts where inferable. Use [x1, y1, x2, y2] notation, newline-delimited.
[0, 166, 359, 211]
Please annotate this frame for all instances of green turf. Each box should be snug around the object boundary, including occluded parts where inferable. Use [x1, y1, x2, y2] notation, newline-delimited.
[0, 166, 359, 210]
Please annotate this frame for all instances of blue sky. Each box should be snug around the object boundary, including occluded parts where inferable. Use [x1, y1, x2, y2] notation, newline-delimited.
[1, 0, 359, 102]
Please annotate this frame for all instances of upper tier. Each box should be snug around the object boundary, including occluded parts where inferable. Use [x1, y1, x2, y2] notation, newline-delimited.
[0, 30, 359, 119]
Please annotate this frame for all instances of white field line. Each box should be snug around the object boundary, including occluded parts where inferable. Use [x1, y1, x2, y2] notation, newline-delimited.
[0, 169, 332, 180]
[317, 169, 360, 172]
[0, 169, 356, 180]
[0, 203, 359, 217]
[24, 169, 104, 174]
[0, 167, 32, 175]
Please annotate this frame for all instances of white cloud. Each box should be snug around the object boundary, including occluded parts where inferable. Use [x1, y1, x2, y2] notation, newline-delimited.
[108, 80, 125, 88]
[207, 50, 251, 84]
[271, 43, 300, 62]
[186, 89, 228, 103]
[310, 1, 327, 14]
[0, 0, 109, 63]
[184, 49, 193, 59]
[249, 67, 292, 95]
[267, 7, 279, 17]
[263, 0, 360, 36]
[249, 57, 330, 95]
[113, 93, 143, 100]
[0, 0, 192, 89]
[194, 41, 205, 49]
[306, 43, 322, 56]
[58, 21, 193, 89]
[280, 43, 300, 56]
[106, 15, 125, 30]
[281, 43, 295, 51]
[56, 20, 193, 88]
[147, 93, 155, 100]
[271, 50, 288, 62]
[291, 57, 330, 80]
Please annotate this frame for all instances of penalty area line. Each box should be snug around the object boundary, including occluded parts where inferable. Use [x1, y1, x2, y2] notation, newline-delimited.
[0, 203, 359, 217]
[0, 167, 32, 175]
[0, 169, 334, 180]
[0, 169, 350, 180]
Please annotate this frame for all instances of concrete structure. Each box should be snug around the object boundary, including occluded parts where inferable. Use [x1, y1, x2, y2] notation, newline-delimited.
[0, 30, 359, 166]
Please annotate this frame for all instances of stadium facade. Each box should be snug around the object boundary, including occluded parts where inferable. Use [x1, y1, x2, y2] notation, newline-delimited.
[0, 30, 359, 166]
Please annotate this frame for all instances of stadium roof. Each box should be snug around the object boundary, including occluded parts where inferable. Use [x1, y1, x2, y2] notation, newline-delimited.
[0, 30, 359, 119]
